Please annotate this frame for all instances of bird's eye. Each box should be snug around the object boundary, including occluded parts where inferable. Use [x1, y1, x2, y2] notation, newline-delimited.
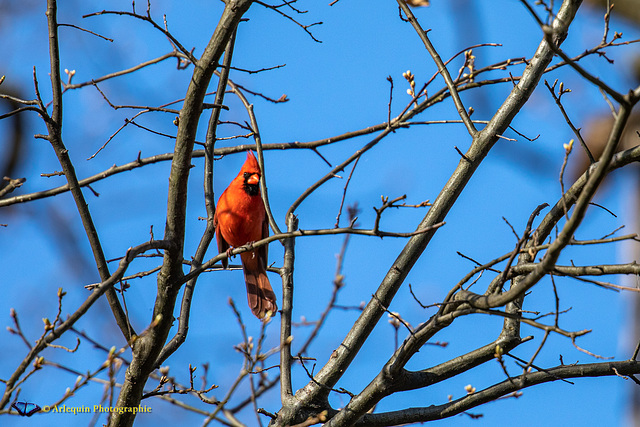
[243, 172, 250, 179]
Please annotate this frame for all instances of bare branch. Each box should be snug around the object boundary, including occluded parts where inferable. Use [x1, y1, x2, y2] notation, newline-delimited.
[397, 0, 477, 137]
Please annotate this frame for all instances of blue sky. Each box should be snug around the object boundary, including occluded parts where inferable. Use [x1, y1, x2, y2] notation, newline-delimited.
[1, 0, 639, 425]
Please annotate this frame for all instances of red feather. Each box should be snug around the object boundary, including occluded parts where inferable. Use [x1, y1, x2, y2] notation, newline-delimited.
[214, 151, 277, 319]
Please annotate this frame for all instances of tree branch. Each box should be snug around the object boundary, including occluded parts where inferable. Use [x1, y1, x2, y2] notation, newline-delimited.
[314, 2, 583, 425]
[397, 0, 477, 137]
[42, 0, 135, 343]
[355, 360, 640, 426]
[155, 27, 239, 369]
[111, 1, 253, 425]
[456, 91, 636, 309]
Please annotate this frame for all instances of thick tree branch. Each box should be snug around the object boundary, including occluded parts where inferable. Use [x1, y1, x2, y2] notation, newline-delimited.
[111, 1, 253, 426]
[355, 360, 640, 426]
[155, 28, 239, 368]
[313, 2, 583, 425]
[396, 335, 526, 393]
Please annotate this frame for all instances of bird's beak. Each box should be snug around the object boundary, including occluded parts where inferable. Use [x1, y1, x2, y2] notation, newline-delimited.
[247, 174, 260, 185]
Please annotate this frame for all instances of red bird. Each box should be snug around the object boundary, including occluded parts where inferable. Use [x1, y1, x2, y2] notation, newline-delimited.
[214, 151, 278, 319]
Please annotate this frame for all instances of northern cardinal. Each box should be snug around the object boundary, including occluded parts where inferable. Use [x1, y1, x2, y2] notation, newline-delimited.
[214, 151, 278, 319]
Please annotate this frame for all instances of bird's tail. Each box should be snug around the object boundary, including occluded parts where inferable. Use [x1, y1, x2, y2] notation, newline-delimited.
[242, 253, 278, 320]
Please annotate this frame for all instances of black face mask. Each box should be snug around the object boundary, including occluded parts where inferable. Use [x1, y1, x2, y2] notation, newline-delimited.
[242, 172, 260, 196]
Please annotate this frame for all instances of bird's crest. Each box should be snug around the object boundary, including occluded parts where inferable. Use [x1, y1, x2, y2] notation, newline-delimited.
[239, 150, 261, 176]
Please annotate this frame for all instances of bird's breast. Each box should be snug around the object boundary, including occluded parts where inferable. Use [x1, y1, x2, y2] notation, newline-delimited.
[217, 192, 265, 247]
